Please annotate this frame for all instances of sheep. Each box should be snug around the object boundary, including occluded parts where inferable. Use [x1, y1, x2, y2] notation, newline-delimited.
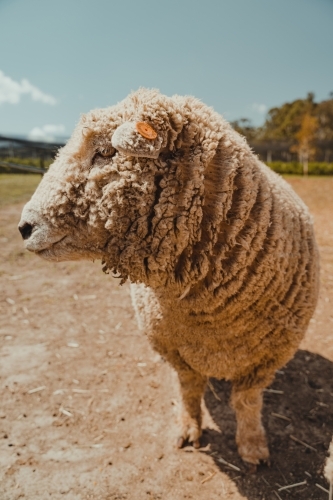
[325, 440, 333, 493]
[18, 88, 319, 466]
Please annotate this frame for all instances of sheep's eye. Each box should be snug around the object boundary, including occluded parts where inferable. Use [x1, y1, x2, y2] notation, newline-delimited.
[92, 148, 115, 164]
[99, 149, 114, 158]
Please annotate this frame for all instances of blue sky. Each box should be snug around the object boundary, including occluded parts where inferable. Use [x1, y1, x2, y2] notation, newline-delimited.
[0, 0, 332, 141]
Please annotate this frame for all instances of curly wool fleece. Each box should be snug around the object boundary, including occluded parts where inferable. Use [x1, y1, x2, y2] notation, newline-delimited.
[20, 88, 320, 465]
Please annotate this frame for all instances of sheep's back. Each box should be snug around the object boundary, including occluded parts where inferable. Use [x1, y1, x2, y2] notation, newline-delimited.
[130, 99, 319, 384]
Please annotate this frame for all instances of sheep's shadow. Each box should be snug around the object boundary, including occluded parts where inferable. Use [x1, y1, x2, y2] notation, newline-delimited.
[201, 350, 333, 499]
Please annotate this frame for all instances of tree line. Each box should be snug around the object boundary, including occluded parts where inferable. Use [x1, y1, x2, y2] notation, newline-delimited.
[232, 93, 333, 174]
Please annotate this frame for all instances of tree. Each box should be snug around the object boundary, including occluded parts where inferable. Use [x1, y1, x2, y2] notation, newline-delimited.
[230, 93, 333, 163]
[230, 118, 258, 142]
[290, 113, 318, 175]
[258, 93, 316, 142]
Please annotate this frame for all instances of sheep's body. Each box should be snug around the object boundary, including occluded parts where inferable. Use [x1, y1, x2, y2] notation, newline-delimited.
[19, 89, 319, 465]
[130, 160, 318, 386]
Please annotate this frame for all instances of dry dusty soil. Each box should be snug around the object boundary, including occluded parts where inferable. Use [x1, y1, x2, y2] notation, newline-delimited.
[1, 175, 333, 500]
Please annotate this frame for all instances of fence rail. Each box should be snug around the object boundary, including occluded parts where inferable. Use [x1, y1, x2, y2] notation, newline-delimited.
[0, 161, 46, 174]
[0, 134, 65, 172]
[0, 134, 64, 150]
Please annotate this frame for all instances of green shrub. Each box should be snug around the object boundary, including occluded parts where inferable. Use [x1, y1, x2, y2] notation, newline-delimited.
[266, 161, 333, 175]
[0, 157, 53, 172]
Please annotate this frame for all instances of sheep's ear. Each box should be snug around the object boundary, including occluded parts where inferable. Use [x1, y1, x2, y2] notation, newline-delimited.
[111, 121, 163, 158]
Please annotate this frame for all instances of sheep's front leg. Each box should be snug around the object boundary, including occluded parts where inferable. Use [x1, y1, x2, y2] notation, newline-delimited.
[231, 385, 269, 466]
[177, 364, 207, 448]
[167, 353, 207, 449]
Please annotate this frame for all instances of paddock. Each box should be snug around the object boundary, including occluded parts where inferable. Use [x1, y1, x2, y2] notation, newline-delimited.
[1, 174, 333, 499]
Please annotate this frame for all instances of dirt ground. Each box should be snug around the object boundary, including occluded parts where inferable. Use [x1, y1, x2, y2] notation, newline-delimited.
[1, 176, 333, 500]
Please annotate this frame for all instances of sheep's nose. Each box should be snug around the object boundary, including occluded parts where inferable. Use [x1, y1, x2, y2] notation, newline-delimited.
[18, 222, 34, 240]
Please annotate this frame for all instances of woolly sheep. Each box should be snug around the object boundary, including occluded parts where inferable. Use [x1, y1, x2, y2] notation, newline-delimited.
[19, 88, 319, 466]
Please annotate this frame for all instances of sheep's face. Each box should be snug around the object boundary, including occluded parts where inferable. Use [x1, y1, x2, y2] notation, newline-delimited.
[18, 90, 183, 282]
[19, 89, 222, 285]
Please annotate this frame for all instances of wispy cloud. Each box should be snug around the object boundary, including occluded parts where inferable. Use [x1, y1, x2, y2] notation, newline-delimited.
[252, 102, 267, 114]
[0, 70, 56, 106]
[28, 124, 65, 142]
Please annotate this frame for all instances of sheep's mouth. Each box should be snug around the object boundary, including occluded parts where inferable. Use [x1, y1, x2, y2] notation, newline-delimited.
[35, 235, 68, 259]
[35, 236, 103, 262]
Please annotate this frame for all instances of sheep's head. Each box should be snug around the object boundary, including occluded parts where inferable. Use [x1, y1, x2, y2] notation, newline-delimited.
[19, 88, 223, 287]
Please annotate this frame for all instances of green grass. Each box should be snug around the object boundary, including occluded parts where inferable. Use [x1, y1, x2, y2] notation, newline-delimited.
[267, 161, 333, 175]
[0, 174, 41, 206]
[1, 157, 53, 169]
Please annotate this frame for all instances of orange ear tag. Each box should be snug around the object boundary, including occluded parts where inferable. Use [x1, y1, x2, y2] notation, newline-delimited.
[135, 122, 158, 140]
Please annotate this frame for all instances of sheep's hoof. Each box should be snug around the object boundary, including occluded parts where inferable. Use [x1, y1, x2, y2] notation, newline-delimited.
[237, 433, 270, 466]
[177, 415, 202, 449]
[177, 436, 201, 449]
[239, 448, 271, 469]
[245, 457, 270, 474]
[193, 438, 201, 449]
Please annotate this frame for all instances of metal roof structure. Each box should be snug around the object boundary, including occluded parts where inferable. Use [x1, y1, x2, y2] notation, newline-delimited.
[0, 135, 65, 173]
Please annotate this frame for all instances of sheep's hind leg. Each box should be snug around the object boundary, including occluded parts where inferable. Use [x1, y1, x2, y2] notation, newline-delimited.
[169, 354, 207, 449]
[231, 385, 269, 467]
